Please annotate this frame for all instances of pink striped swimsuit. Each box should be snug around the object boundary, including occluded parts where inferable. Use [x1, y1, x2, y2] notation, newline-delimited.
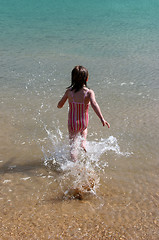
[68, 90, 89, 133]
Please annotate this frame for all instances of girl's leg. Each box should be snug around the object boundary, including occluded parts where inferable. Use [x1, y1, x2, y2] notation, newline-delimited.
[69, 132, 78, 162]
[80, 128, 88, 152]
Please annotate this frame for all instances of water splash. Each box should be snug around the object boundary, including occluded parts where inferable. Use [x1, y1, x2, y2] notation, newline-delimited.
[42, 125, 69, 169]
[41, 127, 132, 199]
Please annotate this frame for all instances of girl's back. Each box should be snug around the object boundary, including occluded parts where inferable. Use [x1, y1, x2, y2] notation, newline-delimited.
[68, 87, 90, 133]
[68, 87, 90, 105]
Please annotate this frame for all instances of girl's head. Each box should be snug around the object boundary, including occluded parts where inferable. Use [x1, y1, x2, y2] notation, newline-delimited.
[70, 66, 88, 92]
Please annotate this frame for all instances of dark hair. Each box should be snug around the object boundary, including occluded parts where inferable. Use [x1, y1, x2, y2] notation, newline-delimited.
[67, 66, 88, 92]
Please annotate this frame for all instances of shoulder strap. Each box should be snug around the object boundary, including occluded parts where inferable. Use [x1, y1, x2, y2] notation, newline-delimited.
[83, 90, 88, 103]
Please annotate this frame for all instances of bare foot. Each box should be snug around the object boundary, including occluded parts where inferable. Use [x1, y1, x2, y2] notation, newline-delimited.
[66, 188, 83, 200]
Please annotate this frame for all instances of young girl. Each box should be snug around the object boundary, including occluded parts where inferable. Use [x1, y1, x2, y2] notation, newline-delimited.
[57, 66, 110, 161]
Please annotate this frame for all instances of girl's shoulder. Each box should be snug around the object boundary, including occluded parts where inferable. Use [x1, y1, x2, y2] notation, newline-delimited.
[65, 88, 72, 95]
[83, 88, 94, 101]
[83, 87, 91, 93]
[84, 88, 94, 96]
[66, 88, 74, 100]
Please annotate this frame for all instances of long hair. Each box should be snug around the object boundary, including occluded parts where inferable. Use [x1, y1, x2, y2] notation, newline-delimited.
[67, 66, 88, 92]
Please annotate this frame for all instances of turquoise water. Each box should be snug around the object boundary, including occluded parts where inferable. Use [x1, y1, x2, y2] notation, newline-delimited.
[1, 0, 159, 89]
[0, 1, 159, 239]
[1, 0, 159, 57]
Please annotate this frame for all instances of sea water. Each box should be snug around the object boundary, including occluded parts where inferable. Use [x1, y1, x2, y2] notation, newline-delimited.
[0, 0, 159, 239]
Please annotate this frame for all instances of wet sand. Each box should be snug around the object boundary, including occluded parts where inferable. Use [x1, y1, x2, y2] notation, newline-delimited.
[0, 155, 159, 240]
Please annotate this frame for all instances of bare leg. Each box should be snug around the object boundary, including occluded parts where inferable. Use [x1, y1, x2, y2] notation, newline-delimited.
[80, 128, 88, 152]
[69, 132, 78, 162]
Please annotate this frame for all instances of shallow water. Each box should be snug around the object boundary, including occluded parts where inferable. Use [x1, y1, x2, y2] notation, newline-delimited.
[1, 0, 159, 239]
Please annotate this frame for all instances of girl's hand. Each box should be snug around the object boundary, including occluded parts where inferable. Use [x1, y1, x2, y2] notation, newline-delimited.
[101, 119, 110, 128]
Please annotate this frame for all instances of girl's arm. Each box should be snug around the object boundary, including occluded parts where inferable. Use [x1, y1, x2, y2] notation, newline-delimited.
[89, 90, 110, 128]
[57, 90, 68, 108]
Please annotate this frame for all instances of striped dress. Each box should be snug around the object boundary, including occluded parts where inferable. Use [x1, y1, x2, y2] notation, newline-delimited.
[68, 90, 89, 133]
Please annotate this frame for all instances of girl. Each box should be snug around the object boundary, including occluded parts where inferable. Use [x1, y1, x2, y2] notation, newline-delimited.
[57, 66, 110, 161]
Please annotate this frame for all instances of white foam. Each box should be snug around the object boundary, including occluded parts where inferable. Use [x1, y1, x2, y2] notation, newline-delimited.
[120, 82, 126, 86]
[41, 127, 132, 196]
[3, 180, 11, 183]
[20, 177, 31, 181]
